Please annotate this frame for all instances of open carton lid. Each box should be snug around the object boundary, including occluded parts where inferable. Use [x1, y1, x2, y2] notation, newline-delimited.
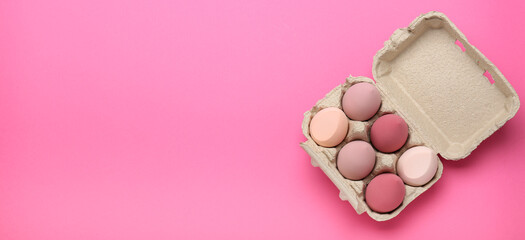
[372, 11, 520, 160]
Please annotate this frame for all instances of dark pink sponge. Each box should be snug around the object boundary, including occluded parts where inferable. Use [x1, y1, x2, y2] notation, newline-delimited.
[365, 173, 405, 213]
[370, 114, 408, 153]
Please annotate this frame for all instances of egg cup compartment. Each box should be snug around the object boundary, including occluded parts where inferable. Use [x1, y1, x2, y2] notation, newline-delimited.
[301, 11, 519, 221]
[302, 76, 443, 221]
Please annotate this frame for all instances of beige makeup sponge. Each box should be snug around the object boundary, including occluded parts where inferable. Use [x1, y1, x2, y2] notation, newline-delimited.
[309, 107, 349, 147]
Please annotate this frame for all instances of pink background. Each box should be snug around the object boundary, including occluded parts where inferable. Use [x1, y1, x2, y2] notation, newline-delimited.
[0, 0, 524, 239]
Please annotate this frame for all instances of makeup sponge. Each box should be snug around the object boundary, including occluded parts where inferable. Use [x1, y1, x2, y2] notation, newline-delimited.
[337, 141, 376, 180]
[370, 114, 408, 153]
[342, 82, 382, 121]
[365, 173, 405, 213]
[397, 146, 439, 186]
[309, 107, 349, 147]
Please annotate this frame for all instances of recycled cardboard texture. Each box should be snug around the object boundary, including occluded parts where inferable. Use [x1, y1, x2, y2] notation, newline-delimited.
[301, 12, 520, 221]
[373, 11, 520, 160]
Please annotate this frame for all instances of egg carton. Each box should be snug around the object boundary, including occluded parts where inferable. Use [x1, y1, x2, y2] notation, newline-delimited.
[300, 11, 519, 221]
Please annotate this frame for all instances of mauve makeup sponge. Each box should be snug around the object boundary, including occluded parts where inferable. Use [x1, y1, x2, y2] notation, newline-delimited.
[309, 107, 349, 147]
[337, 141, 376, 180]
[365, 173, 405, 213]
[370, 114, 408, 153]
[342, 82, 382, 121]
[397, 146, 439, 186]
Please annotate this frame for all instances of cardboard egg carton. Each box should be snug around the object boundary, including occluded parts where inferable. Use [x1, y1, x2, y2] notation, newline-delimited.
[300, 11, 520, 221]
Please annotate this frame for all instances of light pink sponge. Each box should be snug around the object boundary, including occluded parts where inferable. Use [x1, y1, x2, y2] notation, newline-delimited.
[397, 146, 439, 186]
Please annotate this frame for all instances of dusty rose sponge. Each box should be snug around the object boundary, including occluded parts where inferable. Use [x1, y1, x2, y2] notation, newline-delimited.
[342, 82, 381, 121]
[337, 140, 376, 180]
